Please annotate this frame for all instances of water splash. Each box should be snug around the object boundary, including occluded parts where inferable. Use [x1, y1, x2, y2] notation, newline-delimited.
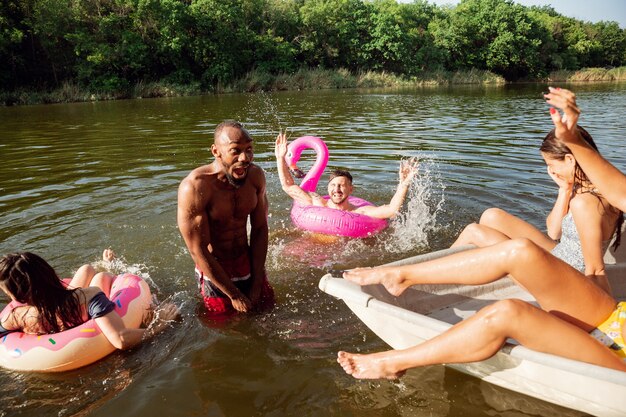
[93, 254, 159, 293]
[386, 153, 446, 253]
[238, 91, 291, 136]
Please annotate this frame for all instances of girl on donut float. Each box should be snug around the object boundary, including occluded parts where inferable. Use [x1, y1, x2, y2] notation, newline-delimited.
[0, 249, 179, 349]
[275, 130, 418, 220]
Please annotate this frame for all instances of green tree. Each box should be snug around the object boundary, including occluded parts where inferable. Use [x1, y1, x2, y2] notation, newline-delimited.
[591, 21, 626, 67]
[298, 0, 371, 70]
[430, 0, 546, 79]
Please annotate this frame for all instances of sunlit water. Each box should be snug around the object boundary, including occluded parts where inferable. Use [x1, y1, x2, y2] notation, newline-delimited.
[1, 83, 625, 416]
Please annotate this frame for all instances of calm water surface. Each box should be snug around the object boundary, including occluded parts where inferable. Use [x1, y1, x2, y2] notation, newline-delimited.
[1, 83, 625, 417]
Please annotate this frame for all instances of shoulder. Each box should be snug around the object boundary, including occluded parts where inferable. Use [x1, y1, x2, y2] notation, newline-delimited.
[0, 306, 22, 331]
[248, 164, 266, 186]
[570, 192, 602, 215]
[178, 165, 217, 206]
[179, 165, 215, 191]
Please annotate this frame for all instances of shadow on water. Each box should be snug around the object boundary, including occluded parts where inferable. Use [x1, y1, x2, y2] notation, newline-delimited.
[1, 83, 625, 416]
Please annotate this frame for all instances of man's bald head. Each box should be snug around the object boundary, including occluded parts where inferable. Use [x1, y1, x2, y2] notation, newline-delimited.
[214, 121, 252, 145]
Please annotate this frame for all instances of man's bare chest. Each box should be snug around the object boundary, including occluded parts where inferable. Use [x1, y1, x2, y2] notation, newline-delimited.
[208, 188, 258, 222]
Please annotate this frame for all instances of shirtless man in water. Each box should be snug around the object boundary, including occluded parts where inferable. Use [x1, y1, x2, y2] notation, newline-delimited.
[275, 131, 418, 219]
[177, 121, 274, 314]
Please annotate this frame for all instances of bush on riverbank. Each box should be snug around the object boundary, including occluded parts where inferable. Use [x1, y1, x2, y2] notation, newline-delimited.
[0, 68, 507, 105]
[231, 68, 505, 92]
[4, 66, 626, 106]
[549, 67, 626, 82]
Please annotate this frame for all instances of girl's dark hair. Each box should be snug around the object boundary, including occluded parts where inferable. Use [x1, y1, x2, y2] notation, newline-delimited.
[0, 253, 84, 333]
[541, 127, 623, 250]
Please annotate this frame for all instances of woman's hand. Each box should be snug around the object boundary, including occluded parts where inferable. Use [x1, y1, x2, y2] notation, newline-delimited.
[544, 87, 582, 146]
[546, 166, 573, 191]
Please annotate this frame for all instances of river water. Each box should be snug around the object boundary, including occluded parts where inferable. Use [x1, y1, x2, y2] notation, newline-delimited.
[1, 83, 625, 417]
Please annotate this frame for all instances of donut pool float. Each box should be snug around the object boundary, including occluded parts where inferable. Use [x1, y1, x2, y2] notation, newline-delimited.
[0, 273, 151, 372]
[285, 136, 387, 238]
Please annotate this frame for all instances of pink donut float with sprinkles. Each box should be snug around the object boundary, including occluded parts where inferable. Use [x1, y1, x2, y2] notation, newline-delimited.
[0, 273, 151, 372]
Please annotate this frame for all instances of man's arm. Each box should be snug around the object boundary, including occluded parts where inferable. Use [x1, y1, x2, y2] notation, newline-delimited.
[546, 87, 626, 212]
[275, 131, 315, 205]
[177, 176, 251, 312]
[355, 158, 418, 219]
[248, 167, 269, 306]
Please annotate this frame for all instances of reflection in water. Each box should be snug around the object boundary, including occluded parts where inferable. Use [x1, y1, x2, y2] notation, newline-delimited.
[1, 83, 625, 417]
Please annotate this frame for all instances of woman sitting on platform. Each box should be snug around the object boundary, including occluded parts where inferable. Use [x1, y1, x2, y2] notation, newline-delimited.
[337, 88, 626, 379]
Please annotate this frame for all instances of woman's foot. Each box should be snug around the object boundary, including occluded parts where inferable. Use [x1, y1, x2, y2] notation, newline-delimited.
[342, 267, 407, 296]
[337, 351, 405, 380]
[102, 248, 115, 262]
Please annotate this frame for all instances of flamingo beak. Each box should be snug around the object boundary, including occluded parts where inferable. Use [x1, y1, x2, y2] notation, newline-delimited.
[289, 164, 305, 179]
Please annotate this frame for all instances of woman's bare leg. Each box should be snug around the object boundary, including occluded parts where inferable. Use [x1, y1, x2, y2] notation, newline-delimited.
[450, 222, 510, 248]
[451, 208, 556, 250]
[68, 264, 97, 289]
[480, 208, 557, 250]
[68, 249, 116, 293]
[338, 299, 626, 379]
[344, 238, 616, 328]
[90, 249, 116, 295]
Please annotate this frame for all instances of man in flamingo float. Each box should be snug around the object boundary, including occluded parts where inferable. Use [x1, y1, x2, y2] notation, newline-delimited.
[177, 121, 274, 315]
[275, 131, 418, 222]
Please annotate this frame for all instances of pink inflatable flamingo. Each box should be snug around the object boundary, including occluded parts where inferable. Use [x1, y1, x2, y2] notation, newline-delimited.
[285, 136, 388, 238]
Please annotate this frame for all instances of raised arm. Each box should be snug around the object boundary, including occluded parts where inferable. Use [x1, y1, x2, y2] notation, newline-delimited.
[355, 158, 418, 219]
[545, 87, 626, 212]
[177, 175, 251, 312]
[275, 131, 314, 205]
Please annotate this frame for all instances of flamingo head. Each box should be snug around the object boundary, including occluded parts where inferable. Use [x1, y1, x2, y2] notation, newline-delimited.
[285, 136, 329, 192]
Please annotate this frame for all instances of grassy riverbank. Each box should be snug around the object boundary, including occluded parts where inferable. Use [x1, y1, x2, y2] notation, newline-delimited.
[2, 67, 625, 106]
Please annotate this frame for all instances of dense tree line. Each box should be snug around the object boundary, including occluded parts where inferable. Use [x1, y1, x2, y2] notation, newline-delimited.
[1, 0, 624, 92]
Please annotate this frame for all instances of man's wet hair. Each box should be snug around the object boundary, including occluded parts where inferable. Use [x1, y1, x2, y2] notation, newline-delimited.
[329, 169, 353, 184]
[214, 120, 251, 143]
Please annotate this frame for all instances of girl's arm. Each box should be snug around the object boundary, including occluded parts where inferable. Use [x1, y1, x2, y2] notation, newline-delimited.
[546, 181, 572, 240]
[570, 194, 612, 295]
[95, 303, 180, 350]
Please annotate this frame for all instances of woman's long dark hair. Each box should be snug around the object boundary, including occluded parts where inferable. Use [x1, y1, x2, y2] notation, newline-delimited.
[541, 127, 623, 250]
[0, 253, 84, 333]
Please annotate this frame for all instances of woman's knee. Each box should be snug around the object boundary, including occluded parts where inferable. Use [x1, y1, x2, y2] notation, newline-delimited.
[76, 264, 95, 276]
[91, 272, 114, 294]
[478, 299, 530, 331]
[504, 238, 544, 263]
[70, 264, 96, 287]
[460, 222, 481, 239]
[480, 207, 510, 227]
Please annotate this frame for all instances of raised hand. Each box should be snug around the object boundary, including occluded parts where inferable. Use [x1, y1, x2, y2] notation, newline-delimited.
[275, 129, 288, 160]
[543, 87, 581, 145]
[399, 157, 419, 186]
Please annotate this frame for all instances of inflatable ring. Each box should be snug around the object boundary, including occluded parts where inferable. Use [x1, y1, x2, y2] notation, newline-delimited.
[285, 136, 387, 238]
[291, 197, 387, 238]
[0, 273, 151, 372]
